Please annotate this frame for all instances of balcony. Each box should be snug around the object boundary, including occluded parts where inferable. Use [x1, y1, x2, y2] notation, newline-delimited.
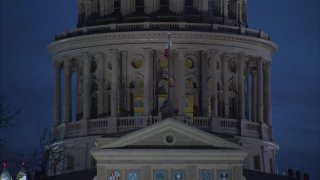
[54, 116, 268, 141]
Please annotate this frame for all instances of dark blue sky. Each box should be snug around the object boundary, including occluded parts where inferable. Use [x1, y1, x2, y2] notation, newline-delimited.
[1, 0, 319, 178]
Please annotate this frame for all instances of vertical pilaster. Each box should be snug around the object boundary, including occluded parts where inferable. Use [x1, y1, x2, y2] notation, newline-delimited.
[83, 54, 92, 120]
[54, 61, 62, 126]
[264, 62, 272, 126]
[175, 48, 186, 116]
[110, 49, 119, 117]
[223, 0, 228, 18]
[143, 48, 154, 116]
[238, 53, 245, 119]
[222, 54, 230, 118]
[210, 50, 219, 118]
[257, 58, 264, 123]
[120, 51, 128, 115]
[251, 70, 257, 122]
[63, 58, 72, 122]
[201, 52, 209, 116]
[96, 53, 105, 117]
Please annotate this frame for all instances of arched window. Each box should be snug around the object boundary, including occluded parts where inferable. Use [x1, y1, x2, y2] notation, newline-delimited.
[185, 0, 194, 14]
[114, 0, 121, 15]
[160, 0, 169, 13]
[136, 0, 144, 14]
[208, 0, 214, 16]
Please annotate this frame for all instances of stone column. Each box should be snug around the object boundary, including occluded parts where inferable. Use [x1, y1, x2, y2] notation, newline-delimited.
[264, 62, 272, 126]
[54, 61, 62, 126]
[96, 53, 105, 117]
[120, 51, 128, 115]
[257, 58, 264, 123]
[175, 48, 186, 116]
[222, 54, 230, 118]
[110, 49, 119, 117]
[251, 70, 257, 122]
[223, 0, 228, 18]
[143, 48, 154, 116]
[63, 58, 72, 122]
[201, 52, 209, 116]
[83, 54, 92, 120]
[210, 50, 219, 118]
[238, 53, 245, 119]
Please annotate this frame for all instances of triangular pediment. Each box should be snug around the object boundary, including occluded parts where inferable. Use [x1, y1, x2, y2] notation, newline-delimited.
[98, 118, 240, 149]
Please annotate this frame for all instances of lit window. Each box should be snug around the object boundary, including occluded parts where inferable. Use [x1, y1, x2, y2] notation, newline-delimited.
[109, 170, 121, 180]
[127, 170, 140, 180]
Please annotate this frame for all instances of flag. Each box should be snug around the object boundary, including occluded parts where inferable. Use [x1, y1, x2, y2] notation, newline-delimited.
[164, 33, 172, 58]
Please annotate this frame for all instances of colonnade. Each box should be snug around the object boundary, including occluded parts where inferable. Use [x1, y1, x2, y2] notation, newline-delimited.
[53, 49, 272, 129]
[78, 0, 248, 25]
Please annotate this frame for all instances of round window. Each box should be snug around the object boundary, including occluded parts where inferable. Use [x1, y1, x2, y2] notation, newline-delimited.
[163, 133, 176, 145]
[185, 58, 195, 69]
[131, 58, 144, 69]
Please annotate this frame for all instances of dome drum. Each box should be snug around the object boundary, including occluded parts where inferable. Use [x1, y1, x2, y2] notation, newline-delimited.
[77, 0, 248, 27]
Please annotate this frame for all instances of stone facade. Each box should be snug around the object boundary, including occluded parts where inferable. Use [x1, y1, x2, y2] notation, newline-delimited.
[47, 0, 278, 179]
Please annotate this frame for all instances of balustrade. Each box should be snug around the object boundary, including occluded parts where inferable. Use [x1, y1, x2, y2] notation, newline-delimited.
[55, 22, 270, 41]
[54, 116, 261, 140]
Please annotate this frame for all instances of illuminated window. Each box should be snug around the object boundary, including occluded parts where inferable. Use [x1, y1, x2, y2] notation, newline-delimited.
[127, 170, 140, 180]
[219, 171, 228, 180]
[109, 170, 121, 180]
[154, 169, 167, 180]
[199, 170, 213, 180]
[173, 170, 184, 180]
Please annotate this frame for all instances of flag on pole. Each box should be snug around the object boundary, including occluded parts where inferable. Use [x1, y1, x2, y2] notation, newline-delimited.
[164, 33, 172, 58]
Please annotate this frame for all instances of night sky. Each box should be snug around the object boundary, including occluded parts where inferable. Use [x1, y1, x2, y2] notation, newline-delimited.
[1, 0, 319, 178]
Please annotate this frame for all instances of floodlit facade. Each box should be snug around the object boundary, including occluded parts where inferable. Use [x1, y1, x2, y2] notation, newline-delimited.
[48, 0, 278, 179]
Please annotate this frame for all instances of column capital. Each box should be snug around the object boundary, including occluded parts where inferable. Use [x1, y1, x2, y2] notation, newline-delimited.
[209, 49, 220, 56]
[222, 53, 234, 61]
[63, 57, 72, 67]
[93, 53, 105, 61]
[109, 49, 119, 57]
[54, 60, 62, 70]
[175, 48, 187, 60]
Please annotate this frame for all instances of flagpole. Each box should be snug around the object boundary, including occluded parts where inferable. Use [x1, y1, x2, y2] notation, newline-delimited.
[167, 32, 171, 118]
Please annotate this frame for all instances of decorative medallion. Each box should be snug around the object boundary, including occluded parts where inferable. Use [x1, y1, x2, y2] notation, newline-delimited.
[131, 57, 144, 69]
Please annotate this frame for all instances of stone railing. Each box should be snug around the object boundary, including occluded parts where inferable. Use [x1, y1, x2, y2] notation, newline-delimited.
[211, 118, 239, 135]
[55, 116, 263, 140]
[189, 116, 210, 130]
[66, 121, 81, 138]
[241, 120, 260, 139]
[88, 118, 111, 135]
[55, 22, 270, 41]
[117, 116, 144, 131]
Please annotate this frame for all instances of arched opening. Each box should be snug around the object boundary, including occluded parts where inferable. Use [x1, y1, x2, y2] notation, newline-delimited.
[136, 0, 144, 14]
[71, 72, 77, 121]
[208, 0, 214, 16]
[114, 0, 121, 15]
[91, 81, 98, 119]
[160, 0, 170, 13]
[185, 0, 194, 14]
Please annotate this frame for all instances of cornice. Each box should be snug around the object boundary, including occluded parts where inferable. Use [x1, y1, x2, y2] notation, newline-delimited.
[48, 31, 277, 58]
